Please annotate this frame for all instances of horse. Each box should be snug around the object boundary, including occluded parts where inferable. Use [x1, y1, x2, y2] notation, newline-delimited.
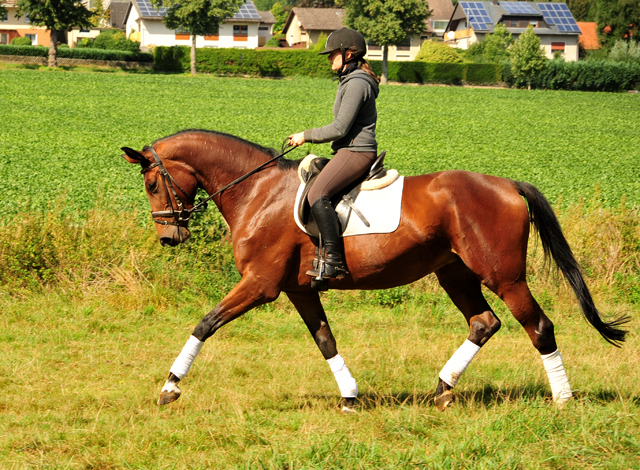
[121, 129, 628, 411]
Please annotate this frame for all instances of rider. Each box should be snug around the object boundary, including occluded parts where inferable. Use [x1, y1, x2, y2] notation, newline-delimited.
[288, 27, 380, 279]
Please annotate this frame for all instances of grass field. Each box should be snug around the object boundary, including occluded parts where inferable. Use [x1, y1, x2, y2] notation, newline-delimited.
[0, 66, 639, 213]
[0, 65, 639, 469]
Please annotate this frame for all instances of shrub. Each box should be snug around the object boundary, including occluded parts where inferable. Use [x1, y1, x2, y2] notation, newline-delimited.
[368, 60, 502, 85]
[415, 40, 463, 63]
[264, 34, 284, 48]
[529, 59, 640, 92]
[11, 37, 33, 46]
[312, 32, 328, 53]
[154, 46, 333, 78]
[0, 44, 152, 62]
[609, 40, 640, 65]
[79, 29, 141, 52]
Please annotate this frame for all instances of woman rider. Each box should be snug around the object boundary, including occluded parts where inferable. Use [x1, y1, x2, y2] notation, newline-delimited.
[288, 27, 380, 280]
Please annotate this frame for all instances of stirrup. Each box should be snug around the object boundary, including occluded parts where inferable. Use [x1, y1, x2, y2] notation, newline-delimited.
[306, 257, 347, 280]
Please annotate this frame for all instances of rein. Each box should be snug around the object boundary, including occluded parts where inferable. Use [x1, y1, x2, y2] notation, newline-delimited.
[142, 141, 297, 227]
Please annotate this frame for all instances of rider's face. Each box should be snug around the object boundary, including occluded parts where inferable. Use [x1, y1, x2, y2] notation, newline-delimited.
[328, 50, 353, 71]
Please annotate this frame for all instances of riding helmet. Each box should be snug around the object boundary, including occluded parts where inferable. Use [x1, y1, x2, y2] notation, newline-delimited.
[319, 27, 367, 56]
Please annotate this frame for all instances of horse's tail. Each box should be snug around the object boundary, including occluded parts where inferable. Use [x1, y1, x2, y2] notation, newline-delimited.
[513, 180, 629, 347]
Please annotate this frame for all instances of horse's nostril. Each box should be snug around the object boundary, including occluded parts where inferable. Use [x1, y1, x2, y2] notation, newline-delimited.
[160, 237, 177, 247]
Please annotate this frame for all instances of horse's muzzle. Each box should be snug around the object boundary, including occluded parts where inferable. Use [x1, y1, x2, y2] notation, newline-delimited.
[159, 226, 191, 246]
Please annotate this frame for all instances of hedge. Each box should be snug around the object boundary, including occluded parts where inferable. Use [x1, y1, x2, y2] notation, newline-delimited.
[153, 46, 503, 84]
[368, 61, 502, 85]
[154, 46, 333, 78]
[504, 59, 640, 92]
[0, 44, 153, 62]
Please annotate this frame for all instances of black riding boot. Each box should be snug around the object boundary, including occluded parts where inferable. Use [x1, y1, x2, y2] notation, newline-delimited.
[307, 196, 347, 279]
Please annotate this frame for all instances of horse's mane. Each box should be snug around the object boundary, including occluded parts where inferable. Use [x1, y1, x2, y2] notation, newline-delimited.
[150, 129, 302, 172]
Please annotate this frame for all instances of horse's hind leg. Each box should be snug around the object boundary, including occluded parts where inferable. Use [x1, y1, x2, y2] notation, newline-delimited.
[496, 280, 572, 405]
[434, 259, 502, 411]
[286, 291, 358, 412]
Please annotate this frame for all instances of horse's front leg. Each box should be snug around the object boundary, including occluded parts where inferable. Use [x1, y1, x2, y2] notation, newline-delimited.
[158, 277, 280, 405]
[286, 290, 358, 413]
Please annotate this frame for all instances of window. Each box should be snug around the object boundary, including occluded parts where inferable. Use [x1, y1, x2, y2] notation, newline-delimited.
[25, 34, 37, 45]
[551, 41, 565, 53]
[25, 14, 30, 23]
[175, 28, 190, 40]
[233, 25, 248, 41]
[0, 33, 8, 44]
[1, 11, 8, 21]
[258, 26, 269, 31]
[368, 40, 381, 51]
[431, 20, 449, 31]
[395, 36, 411, 51]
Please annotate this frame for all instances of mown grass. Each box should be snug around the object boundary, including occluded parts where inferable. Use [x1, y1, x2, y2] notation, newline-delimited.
[1, 285, 639, 469]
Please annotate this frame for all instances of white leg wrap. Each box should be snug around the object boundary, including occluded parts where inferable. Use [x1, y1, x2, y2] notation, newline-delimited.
[169, 335, 205, 380]
[439, 340, 481, 388]
[541, 350, 572, 405]
[327, 354, 358, 398]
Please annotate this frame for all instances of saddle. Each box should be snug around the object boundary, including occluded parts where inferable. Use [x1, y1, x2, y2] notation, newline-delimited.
[296, 151, 398, 238]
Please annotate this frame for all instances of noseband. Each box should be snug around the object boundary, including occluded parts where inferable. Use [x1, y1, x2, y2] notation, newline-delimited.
[141, 142, 297, 227]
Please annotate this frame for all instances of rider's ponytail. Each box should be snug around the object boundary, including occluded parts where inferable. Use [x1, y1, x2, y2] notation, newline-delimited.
[346, 47, 380, 84]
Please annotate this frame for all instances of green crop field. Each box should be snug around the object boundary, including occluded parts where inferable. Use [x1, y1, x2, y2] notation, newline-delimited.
[0, 66, 639, 469]
[0, 66, 639, 214]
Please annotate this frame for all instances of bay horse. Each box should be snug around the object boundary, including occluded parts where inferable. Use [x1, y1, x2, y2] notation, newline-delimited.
[122, 129, 627, 411]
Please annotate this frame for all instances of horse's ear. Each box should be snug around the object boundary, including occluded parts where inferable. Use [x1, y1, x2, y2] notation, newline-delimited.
[121, 147, 148, 165]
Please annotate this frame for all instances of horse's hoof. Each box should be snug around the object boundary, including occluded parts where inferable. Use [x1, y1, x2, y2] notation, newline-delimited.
[434, 390, 454, 412]
[158, 391, 181, 406]
[341, 406, 357, 414]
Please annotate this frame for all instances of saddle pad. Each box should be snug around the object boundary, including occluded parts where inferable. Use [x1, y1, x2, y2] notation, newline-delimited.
[294, 176, 404, 237]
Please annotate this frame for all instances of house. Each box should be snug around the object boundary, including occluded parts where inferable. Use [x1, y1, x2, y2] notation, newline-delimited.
[444, 1, 581, 61]
[282, 5, 458, 62]
[0, 0, 51, 45]
[282, 8, 344, 49]
[426, 0, 455, 39]
[124, 0, 262, 49]
[258, 10, 276, 46]
[578, 21, 599, 51]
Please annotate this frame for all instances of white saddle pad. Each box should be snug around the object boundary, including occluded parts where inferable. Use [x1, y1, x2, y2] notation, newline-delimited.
[293, 176, 404, 237]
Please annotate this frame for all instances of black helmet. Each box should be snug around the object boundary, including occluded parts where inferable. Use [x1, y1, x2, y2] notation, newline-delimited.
[319, 28, 367, 56]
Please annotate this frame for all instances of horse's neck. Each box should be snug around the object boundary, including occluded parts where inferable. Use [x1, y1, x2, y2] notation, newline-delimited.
[188, 138, 283, 229]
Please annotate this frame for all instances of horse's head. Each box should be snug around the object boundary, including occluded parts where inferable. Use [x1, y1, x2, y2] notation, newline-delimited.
[122, 146, 198, 247]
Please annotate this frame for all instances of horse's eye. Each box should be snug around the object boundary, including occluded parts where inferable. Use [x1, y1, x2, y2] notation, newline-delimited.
[148, 181, 158, 193]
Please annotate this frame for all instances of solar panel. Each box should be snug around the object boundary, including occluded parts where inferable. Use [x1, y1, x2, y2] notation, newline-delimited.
[459, 2, 492, 31]
[234, 1, 261, 20]
[500, 2, 539, 15]
[136, 0, 166, 18]
[537, 3, 581, 32]
[135, 0, 259, 21]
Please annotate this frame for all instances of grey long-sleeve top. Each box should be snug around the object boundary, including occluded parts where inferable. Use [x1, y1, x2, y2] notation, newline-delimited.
[303, 68, 379, 153]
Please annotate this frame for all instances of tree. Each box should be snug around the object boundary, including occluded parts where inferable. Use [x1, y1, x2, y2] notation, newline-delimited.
[510, 25, 547, 89]
[270, 2, 287, 35]
[15, 0, 93, 68]
[482, 23, 513, 63]
[345, 0, 430, 84]
[595, 0, 640, 49]
[151, 0, 243, 76]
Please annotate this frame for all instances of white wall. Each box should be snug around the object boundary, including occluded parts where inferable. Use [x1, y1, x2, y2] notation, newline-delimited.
[126, 10, 259, 49]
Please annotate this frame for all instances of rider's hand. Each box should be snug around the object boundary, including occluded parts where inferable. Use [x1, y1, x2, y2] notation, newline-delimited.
[288, 132, 306, 147]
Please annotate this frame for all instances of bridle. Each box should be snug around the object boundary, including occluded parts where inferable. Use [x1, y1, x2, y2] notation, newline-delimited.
[141, 140, 297, 227]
